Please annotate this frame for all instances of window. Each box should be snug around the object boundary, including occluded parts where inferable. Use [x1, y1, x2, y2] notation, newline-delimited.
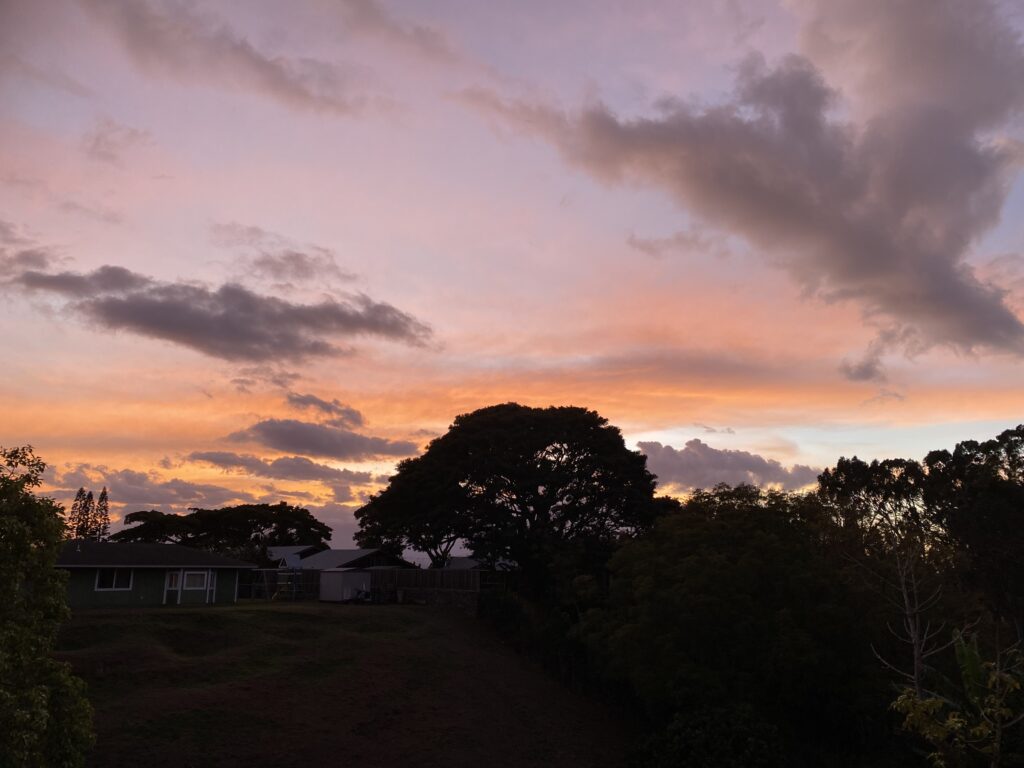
[166, 571, 180, 589]
[95, 568, 132, 591]
[183, 571, 208, 590]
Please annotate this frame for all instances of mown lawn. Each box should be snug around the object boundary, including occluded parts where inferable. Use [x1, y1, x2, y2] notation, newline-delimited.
[56, 602, 629, 768]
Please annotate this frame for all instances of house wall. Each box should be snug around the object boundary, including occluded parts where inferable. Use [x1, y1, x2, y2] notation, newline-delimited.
[65, 568, 165, 609]
[65, 568, 244, 608]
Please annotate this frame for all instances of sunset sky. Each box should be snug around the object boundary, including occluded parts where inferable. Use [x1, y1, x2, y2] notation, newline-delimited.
[2, 0, 1023, 545]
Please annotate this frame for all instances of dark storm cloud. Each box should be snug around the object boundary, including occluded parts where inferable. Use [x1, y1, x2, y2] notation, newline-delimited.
[188, 450, 371, 485]
[462, 0, 1024, 366]
[79, 0, 364, 114]
[639, 439, 820, 491]
[285, 392, 364, 428]
[8, 265, 431, 362]
[227, 418, 417, 461]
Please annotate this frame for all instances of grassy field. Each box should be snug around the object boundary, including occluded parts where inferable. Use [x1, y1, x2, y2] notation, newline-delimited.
[56, 602, 630, 768]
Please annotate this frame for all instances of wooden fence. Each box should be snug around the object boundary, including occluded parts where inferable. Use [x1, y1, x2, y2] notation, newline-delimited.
[370, 569, 504, 611]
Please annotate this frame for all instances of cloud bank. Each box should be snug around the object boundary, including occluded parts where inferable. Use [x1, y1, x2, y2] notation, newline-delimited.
[639, 439, 820, 491]
[463, 0, 1024, 373]
[211, 222, 355, 284]
[80, 0, 363, 114]
[285, 392, 365, 427]
[54, 464, 254, 513]
[227, 418, 417, 460]
[8, 264, 431, 362]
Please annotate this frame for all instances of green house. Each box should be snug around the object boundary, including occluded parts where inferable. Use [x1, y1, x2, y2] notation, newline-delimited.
[57, 540, 254, 609]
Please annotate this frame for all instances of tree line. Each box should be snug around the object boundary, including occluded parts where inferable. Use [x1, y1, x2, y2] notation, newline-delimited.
[4, 403, 1023, 766]
[110, 503, 332, 563]
[355, 404, 1024, 767]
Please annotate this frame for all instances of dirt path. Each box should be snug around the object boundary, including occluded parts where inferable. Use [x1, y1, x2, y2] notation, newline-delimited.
[57, 603, 630, 768]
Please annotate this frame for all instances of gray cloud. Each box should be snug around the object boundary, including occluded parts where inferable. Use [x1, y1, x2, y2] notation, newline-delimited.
[82, 118, 151, 164]
[211, 222, 355, 284]
[285, 392, 364, 428]
[0, 221, 62, 275]
[251, 249, 353, 284]
[187, 450, 371, 485]
[335, 0, 460, 65]
[463, 0, 1024, 370]
[695, 423, 735, 435]
[14, 265, 153, 296]
[861, 388, 906, 407]
[53, 464, 254, 513]
[9, 265, 431, 361]
[639, 439, 820, 491]
[233, 366, 302, 391]
[627, 227, 731, 260]
[80, 0, 363, 114]
[227, 418, 416, 461]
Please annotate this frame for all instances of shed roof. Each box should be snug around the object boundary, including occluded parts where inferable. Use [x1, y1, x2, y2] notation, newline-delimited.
[296, 548, 380, 570]
[267, 544, 321, 567]
[267, 545, 320, 559]
[57, 540, 254, 569]
[297, 548, 412, 570]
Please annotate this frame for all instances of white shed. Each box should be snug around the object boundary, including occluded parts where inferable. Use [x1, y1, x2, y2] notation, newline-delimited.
[319, 567, 371, 602]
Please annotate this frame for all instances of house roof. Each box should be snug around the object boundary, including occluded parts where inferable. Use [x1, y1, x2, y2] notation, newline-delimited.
[266, 548, 317, 561]
[267, 545, 321, 568]
[57, 540, 254, 569]
[297, 548, 412, 570]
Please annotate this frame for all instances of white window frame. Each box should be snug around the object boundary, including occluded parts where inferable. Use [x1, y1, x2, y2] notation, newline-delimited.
[94, 568, 133, 592]
[183, 570, 208, 590]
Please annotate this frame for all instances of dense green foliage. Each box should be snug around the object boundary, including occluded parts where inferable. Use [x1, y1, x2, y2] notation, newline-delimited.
[584, 486, 888, 765]
[110, 501, 331, 563]
[0, 447, 93, 767]
[378, 408, 1024, 766]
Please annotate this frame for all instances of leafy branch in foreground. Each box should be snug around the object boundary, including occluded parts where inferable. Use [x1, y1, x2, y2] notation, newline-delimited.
[894, 632, 1024, 768]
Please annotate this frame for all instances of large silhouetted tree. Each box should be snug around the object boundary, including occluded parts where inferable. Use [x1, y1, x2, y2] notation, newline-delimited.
[0, 446, 93, 766]
[112, 502, 331, 562]
[356, 403, 663, 587]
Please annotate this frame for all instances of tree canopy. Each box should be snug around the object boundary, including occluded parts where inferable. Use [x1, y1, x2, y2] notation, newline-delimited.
[0, 446, 93, 766]
[356, 403, 666, 586]
[111, 502, 331, 563]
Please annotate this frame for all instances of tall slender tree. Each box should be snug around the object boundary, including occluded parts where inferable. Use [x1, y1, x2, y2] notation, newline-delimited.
[95, 487, 110, 541]
[67, 488, 88, 539]
[82, 491, 95, 540]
